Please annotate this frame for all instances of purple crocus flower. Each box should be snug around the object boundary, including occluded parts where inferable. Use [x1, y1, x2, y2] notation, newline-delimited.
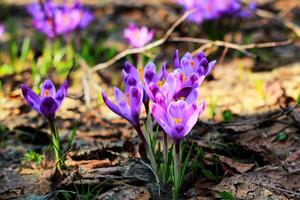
[102, 83, 143, 129]
[0, 25, 4, 38]
[21, 80, 68, 121]
[73, 3, 95, 29]
[146, 71, 200, 109]
[27, 0, 94, 39]
[175, 0, 255, 24]
[152, 99, 205, 144]
[124, 23, 154, 48]
[144, 50, 214, 108]
[173, 50, 216, 79]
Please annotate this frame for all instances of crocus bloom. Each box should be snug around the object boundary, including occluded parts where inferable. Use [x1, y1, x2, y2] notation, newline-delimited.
[21, 80, 68, 121]
[173, 50, 216, 80]
[175, 0, 255, 24]
[124, 23, 154, 48]
[144, 50, 214, 108]
[152, 99, 205, 144]
[146, 71, 200, 109]
[0, 25, 4, 38]
[27, 0, 94, 39]
[102, 83, 143, 129]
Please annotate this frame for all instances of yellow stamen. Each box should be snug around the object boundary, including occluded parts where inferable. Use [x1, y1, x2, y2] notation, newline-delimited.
[173, 118, 182, 125]
[157, 79, 165, 88]
[138, 66, 143, 80]
[45, 89, 50, 96]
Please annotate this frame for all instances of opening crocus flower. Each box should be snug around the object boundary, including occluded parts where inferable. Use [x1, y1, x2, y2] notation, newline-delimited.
[21, 79, 68, 121]
[27, 0, 94, 39]
[102, 82, 143, 129]
[124, 23, 154, 48]
[152, 99, 205, 144]
[173, 50, 216, 79]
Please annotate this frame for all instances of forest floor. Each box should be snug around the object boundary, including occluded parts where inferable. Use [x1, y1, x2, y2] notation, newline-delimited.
[0, 0, 300, 199]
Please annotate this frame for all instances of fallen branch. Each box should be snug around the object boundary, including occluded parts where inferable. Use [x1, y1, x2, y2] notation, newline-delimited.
[89, 9, 196, 73]
[255, 8, 300, 37]
[170, 37, 293, 56]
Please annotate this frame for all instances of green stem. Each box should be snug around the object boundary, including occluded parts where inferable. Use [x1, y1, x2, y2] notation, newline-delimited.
[137, 53, 143, 68]
[173, 142, 181, 200]
[49, 120, 63, 170]
[163, 132, 168, 182]
[136, 126, 158, 179]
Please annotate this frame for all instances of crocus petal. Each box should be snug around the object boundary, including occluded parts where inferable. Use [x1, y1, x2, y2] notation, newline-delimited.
[168, 100, 185, 121]
[158, 61, 168, 81]
[180, 52, 194, 75]
[172, 124, 187, 143]
[129, 86, 143, 127]
[102, 91, 125, 120]
[21, 84, 41, 113]
[123, 62, 139, 81]
[55, 80, 68, 107]
[185, 88, 199, 104]
[125, 76, 138, 93]
[152, 103, 172, 135]
[205, 60, 216, 76]
[184, 101, 205, 135]
[40, 97, 58, 120]
[173, 87, 193, 101]
[114, 87, 132, 123]
[143, 62, 157, 84]
[173, 50, 180, 69]
[41, 79, 56, 98]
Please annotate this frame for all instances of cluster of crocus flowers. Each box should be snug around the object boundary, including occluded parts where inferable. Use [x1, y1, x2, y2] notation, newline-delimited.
[27, 0, 94, 39]
[102, 50, 215, 198]
[175, 0, 256, 24]
[124, 23, 154, 48]
[21, 79, 68, 170]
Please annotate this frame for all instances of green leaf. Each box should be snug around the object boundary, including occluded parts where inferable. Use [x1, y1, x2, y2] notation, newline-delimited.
[296, 93, 300, 105]
[201, 169, 216, 181]
[219, 191, 234, 200]
[221, 110, 233, 122]
[22, 150, 44, 164]
[67, 127, 77, 150]
[277, 131, 287, 142]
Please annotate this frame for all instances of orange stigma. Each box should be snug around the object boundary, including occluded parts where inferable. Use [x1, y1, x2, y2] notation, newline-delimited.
[181, 73, 187, 82]
[191, 60, 195, 68]
[173, 117, 182, 125]
[44, 89, 50, 96]
[138, 66, 143, 80]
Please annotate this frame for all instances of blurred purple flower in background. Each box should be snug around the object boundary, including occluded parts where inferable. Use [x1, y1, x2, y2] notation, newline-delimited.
[175, 0, 256, 24]
[0, 25, 4, 38]
[124, 23, 154, 48]
[27, 0, 94, 39]
[21, 80, 68, 121]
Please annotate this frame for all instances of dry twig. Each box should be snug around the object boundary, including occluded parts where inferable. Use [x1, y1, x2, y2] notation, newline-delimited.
[170, 37, 293, 57]
[255, 9, 300, 37]
[89, 9, 196, 73]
